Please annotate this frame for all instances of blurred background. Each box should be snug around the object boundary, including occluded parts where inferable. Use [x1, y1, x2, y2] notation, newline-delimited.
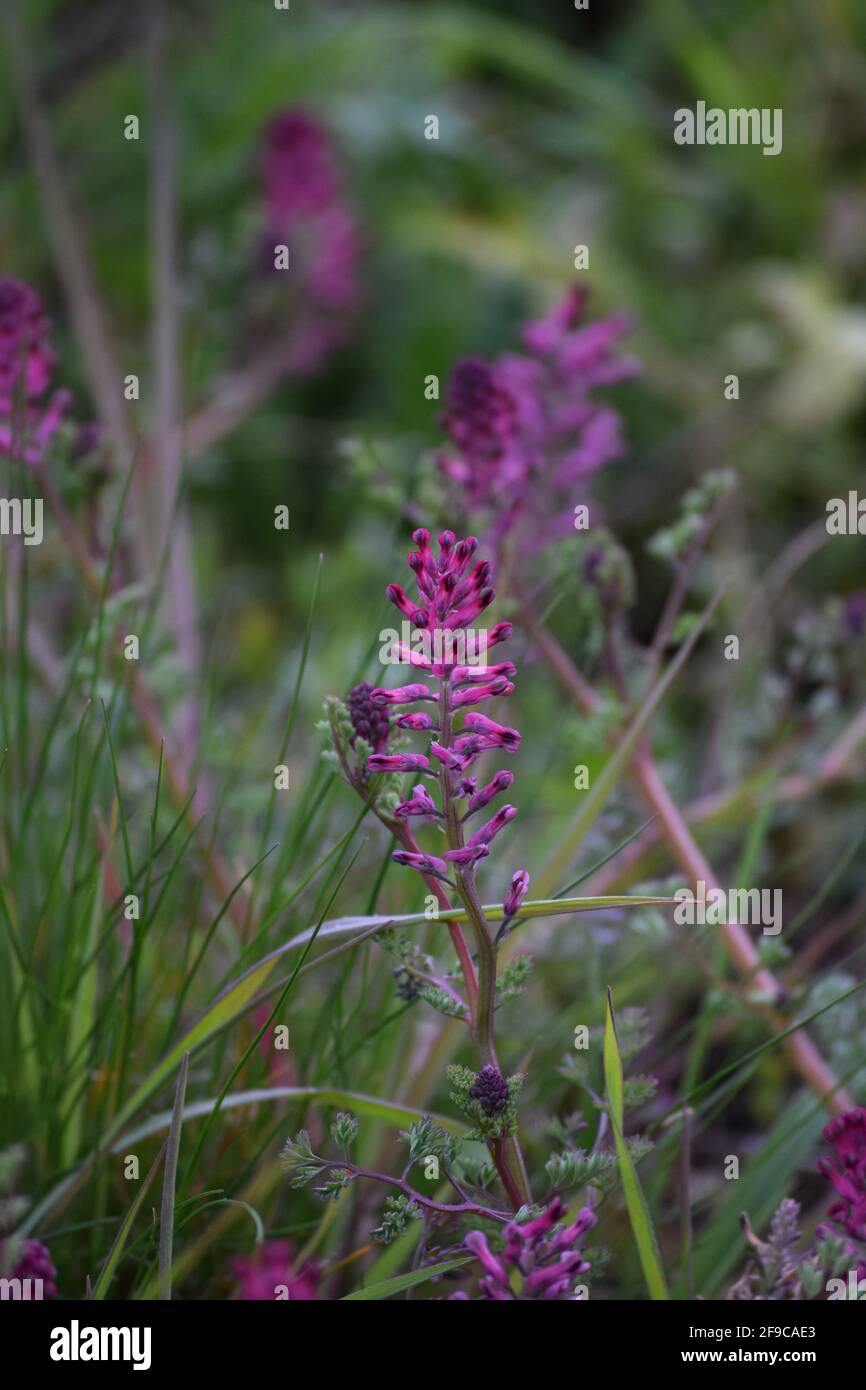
[2, 0, 866, 1300]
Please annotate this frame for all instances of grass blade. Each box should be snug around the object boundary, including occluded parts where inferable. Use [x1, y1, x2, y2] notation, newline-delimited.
[341, 1256, 471, 1300]
[603, 986, 669, 1300]
[158, 1051, 189, 1300]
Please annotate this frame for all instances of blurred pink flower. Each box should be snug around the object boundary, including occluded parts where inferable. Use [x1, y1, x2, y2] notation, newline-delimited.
[259, 110, 360, 374]
[232, 1239, 321, 1300]
[0, 278, 70, 463]
[0, 1237, 58, 1296]
[818, 1107, 866, 1277]
[439, 286, 638, 553]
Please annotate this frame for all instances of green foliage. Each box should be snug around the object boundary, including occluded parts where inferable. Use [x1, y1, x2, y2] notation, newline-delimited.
[417, 983, 468, 1018]
[495, 953, 534, 1006]
[399, 1116, 457, 1168]
[373, 1195, 422, 1246]
[330, 1112, 361, 1152]
[545, 1148, 616, 1192]
[315, 1168, 354, 1203]
[281, 1131, 325, 1190]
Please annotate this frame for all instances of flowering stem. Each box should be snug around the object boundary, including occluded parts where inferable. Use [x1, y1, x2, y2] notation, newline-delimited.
[397, 821, 479, 1018]
[438, 675, 532, 1210]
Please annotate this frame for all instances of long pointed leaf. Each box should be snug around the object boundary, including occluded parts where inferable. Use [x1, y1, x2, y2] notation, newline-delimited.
[604, 986, 669, 1300]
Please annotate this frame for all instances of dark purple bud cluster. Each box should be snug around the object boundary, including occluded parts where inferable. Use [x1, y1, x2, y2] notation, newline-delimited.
[347, 681, 390, 753]
[469, 1064, 509, 1117]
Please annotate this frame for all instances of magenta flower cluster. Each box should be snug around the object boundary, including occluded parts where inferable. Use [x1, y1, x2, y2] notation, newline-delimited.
[438, 286, 638, 551]
[260, 110, 360, 374]
[367, 529, 529, 918]
[453, 1197, 596, 1300]
[818, 1107, 866, 1278]
[0, 278, 70, 464]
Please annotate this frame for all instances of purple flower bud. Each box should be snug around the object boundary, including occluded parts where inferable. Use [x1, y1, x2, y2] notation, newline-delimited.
[550, 1207, 597, 1253]
[384, 641, 432, 670]
[487, 622, 513, 648]
[503, 869, 530, 921]
[466, 770, 514, 814]
[395, 785, 440, 820]
[370, 683, 436, 706]
[462, 713, 521, 750]
[452, 662, 517, 686]
[451, 678, 514, 708]
[507, 1195, 567, 1246]
[443, 844, 490, 866]
[391, 850, 451, 881]
[468, 804, 517, 847]
[366, 753, 431, 773]
[394, 712, 435, 731]
[464, 1231, 508, 1286]
[385, 583, 427, 626]
[524, 1253, 588, 1296]
[429, 741, 464, 770]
